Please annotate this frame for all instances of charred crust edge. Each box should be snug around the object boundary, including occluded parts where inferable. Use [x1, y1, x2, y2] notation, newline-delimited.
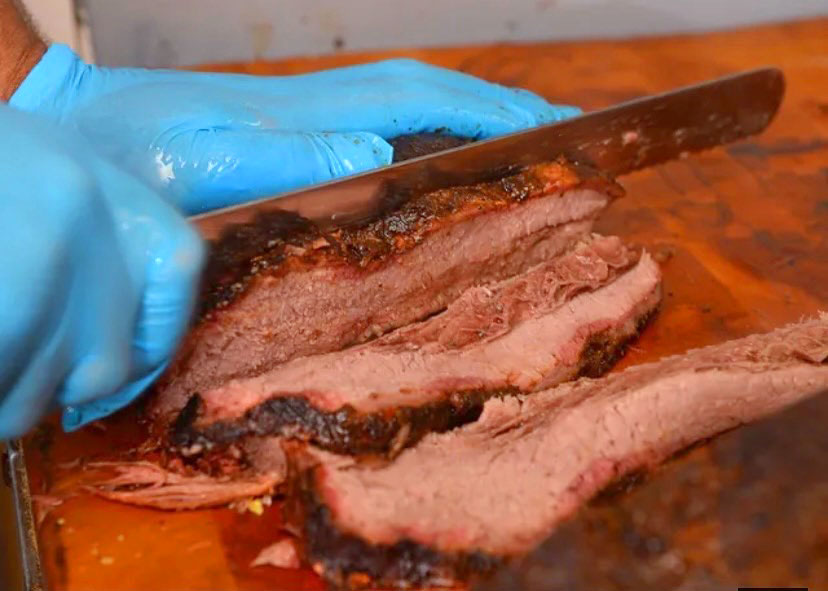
[287, 468, 502, 589]
[196, 149, 623, 316]
[172, 388, 512, 457]
[171, 306, 659, 457]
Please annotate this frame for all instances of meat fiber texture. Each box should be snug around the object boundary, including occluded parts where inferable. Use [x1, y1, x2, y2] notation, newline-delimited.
[151, 160, 623, 424]
[292, 315, 828, 588]
[85, 437, 285, 510]
[173, 235, 662, 456]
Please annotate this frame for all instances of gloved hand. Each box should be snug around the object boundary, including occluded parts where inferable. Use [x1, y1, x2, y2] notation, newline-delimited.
[10, 44, 580, 215]
[0, 105, 204, 438]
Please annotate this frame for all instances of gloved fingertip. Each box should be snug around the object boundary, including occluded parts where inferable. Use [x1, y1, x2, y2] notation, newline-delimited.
[62, 364, 168, 430]
[131, 224, 204, 371]
[159, 221, 206, 281]
[316, 132, 393, 176]
[61, 405, 85, 431]
[531, 104, 582, 127]
[551, 105, 583, 120]
[499, 87, 582, 128]
[58, 353, 131, 407]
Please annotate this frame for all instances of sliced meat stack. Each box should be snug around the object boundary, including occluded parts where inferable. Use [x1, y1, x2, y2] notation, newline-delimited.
[84, 141, 826, 591]
[151, 159, 623, 422]
[172, 235, 662, 455]
[288, 316, 828, 589]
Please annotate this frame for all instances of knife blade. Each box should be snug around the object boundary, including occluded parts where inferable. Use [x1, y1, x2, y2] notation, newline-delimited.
[191, 67, 784, 240]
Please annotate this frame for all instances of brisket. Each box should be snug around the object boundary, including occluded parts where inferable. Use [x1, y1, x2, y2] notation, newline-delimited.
[387, 134, 472, 161]
[289, 316, 828, 588]
[151, 160, 623, 423]
[173, 235, 662, 455]
[85, 437, 286, 510]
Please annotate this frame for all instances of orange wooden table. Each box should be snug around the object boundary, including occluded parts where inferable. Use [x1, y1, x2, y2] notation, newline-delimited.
[21, 17, 828, 591]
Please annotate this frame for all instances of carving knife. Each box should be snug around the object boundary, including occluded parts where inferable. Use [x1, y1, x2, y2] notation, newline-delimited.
[191, 67, 784, 239]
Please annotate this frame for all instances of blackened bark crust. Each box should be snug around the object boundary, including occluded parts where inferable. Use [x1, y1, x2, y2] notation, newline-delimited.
[172, 309, 658, 457]
[289, 468, 502, 590]
[197, 152, 621, 316]
[388, 134, 473, 162]
[173, 388, 510, 457]
[202, 133, 469, 315]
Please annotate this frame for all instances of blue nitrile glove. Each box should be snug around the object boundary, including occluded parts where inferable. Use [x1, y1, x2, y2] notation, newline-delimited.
[10, 44, 580, 215]
[0, 105, 204, 439]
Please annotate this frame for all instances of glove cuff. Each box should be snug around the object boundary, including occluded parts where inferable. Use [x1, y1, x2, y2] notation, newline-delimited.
[9, 43, 87, 120]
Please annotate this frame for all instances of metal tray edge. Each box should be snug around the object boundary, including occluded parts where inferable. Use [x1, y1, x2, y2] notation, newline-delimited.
[6, 439, 46, 591]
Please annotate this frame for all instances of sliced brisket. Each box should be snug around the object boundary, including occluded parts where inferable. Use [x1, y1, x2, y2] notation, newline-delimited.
[151, 160, 623, 423]
[290, 316, 828, 588]
[85, 437, 285, 510]
[173, 235, 662, 455]
[387, 134, 472, 161]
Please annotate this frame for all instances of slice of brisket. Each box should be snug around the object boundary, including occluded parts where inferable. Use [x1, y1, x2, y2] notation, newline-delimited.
[84, 437, 286, 510]
[151, 160, 623, 423]
[289, 316, 828, 588]
[172, 235, 662, 455]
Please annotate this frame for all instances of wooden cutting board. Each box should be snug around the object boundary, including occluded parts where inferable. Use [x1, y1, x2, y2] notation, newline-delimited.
[18, 17, 828, 591]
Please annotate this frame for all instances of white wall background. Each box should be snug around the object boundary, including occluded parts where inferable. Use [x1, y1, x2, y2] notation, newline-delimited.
[22, 0, 94, 60]
[23, 0, 75, 47]
[24, 0, 828, 68]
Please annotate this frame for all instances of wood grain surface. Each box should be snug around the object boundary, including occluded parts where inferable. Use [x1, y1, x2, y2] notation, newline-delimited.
[21, 17, 828, 591]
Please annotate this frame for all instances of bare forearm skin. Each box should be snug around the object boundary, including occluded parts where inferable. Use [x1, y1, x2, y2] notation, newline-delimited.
[0, 0, 45, 101]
